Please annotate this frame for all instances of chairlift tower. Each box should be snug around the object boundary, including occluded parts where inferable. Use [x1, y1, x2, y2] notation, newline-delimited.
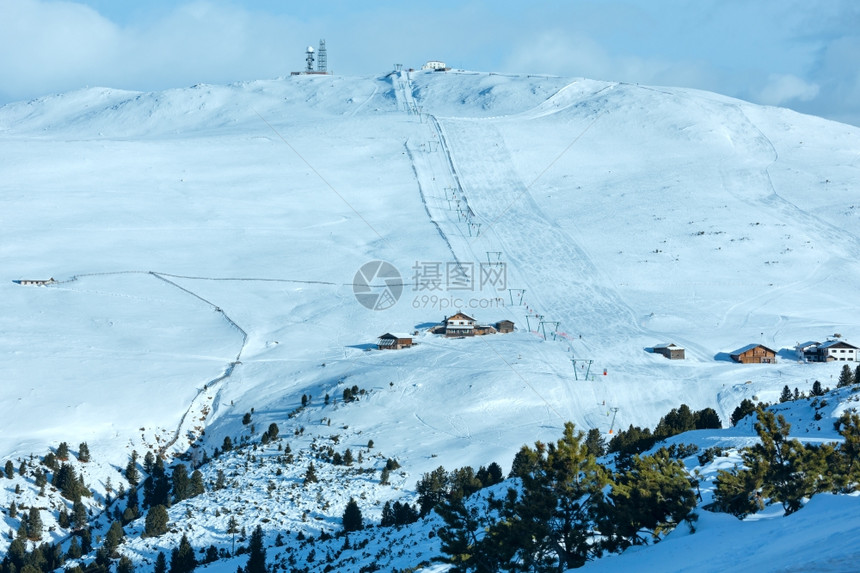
[571, 357, 593, 381]
[317, 39, 327, 73]
[608, 407, 620, 434]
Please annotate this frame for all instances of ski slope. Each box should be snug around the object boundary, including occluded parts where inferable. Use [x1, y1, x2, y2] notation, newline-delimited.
[2, 69, 860, 570]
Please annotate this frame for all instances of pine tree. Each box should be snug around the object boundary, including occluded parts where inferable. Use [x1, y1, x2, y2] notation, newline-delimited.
[837, 364, 854, 388]
[343, 449, 354, 466]
[222, 436, 233, 452]
[303, 462, 318, 485]
[436, 496, 517, 573]
[393, 501, 419, 526]
[144, 457, 170, 508]
[715, 408, 823, 517]
[731, 399, 757, 426]
[145, 505, 169, 537]
[66, 536, 82, 559]
[833, 411, 860, 490]
[77, 442, 90, 463]
[56, 442, 70, 461]
[655, 404, 696, 437]
[779, 385, 793, 402]
[854, 364, 860, 387]
[172, 464, 190, 503]
[189, 470, 205, 497]
[80, 528, 93, 553]
[606, 448, 697, 549]
[244, 525, 266, 573]
[53, 463, 84, 501]
[9, 500, 17, 518]
[170, 534, 196, 573]
[475, 462, 504, 488]
[448, 466, 482, 501]
[811, 380, 825, 396]
[585, 427, 606, 457]
[342, 498, 363, 532]
[125, 457, 140, 487]
[126, 486, 139, 514]
[72, 499, 88, 530]
[27, 507, 43, 541]
[103, 520, 124, 555]
[143, 451, 155, 475]
[43, 452, 57, 470]
[204, 545, 218, 564]
[695, 407, 722, 429]
[154, 552, 168, 573]
[4, 460, 13, 479]
[518, 422, 610, 568]
[416, 466, 449, 516]
[381, 501, 395, 527]
[214, 469, 226, 491]
[117, 555, 135, 573]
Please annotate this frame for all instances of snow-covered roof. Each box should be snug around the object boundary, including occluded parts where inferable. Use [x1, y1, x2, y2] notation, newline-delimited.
[818, 339, 858, 350]
[378, 332, 413, 340]
[447, 312, 475, 322]
[730, 343, 776, 356]
[797, 341, 820, 350]
[654, 342, 683, 349]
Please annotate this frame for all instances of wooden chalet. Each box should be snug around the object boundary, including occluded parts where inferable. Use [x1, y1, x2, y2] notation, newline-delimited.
[801, 340, 858, 362]
[652, 343, 685, 360]
[377, 333, 414, 350]
[496, 320, 515, 334]
[444, 312, 476, 337]
[730, 344, 777, 364]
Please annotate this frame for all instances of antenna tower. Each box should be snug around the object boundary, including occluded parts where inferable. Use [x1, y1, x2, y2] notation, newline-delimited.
[317, 39, 327, 73]
[305, 46, 315, 73]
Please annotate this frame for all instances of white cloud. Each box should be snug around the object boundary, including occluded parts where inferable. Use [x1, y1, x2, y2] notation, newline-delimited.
[0, 0, 302, 103]
[0, 0, 120, 99]
[755, 73, 820, 106]
[502, 30, 720, 91]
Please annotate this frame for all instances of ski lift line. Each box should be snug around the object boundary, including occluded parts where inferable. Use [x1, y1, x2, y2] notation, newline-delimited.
[474, 334, 566, 423]
[252, 108, 390, 249]
[474, 112, 603, 243]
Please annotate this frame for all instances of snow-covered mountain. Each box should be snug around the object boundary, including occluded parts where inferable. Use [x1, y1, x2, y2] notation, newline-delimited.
[2, 69, 859, 572]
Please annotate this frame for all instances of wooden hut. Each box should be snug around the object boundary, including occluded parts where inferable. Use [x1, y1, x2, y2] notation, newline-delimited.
[653, 343, 685, 360]
[377, 333, 414, 350]
[730, 344, 777, 364]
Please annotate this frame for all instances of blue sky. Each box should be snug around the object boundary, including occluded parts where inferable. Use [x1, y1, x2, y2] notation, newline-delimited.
[2, 0, 859, 125]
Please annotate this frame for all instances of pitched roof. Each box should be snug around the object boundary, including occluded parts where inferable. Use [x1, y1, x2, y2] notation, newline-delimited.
[378, 332, 413, 340]
[654, 342, 683, 349]
[818, 339, 858, 350]
[730, 343, 777, 356]
[447, 312, 475, 322]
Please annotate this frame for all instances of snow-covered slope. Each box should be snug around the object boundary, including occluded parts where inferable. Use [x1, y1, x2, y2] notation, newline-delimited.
[1, 69, 860, 571]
